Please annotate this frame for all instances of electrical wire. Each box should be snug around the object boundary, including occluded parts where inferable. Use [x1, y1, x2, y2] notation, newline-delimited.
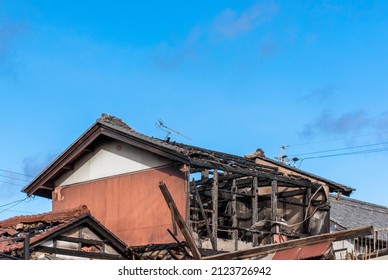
[289, 141, 388, 157]
[0, 196, 36, 214]
[0, 174, 30, 182]
[303, 147, 388, 160]
[0, 168, 34, 178]
[286, 132, 380, 148]
[0, 180, 24, 187]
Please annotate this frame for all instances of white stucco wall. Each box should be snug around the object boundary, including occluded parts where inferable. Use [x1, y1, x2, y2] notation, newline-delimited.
[55, 140, 172, 186]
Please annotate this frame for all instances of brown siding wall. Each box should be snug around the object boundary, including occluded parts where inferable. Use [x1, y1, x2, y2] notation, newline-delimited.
[52, 165, 187, 246]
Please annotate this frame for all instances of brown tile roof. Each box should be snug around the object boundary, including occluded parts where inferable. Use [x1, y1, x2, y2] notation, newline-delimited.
[0, 205, 89, 254]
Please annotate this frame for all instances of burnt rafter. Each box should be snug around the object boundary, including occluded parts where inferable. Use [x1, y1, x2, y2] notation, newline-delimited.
[189, 158, 319, 189]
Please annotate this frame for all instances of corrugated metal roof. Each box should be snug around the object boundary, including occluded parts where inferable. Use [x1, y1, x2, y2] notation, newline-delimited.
[272, 241, 332, 260]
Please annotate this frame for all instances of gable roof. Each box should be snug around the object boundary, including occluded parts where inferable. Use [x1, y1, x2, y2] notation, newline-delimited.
[23, 114, 354, 198]
[330, 195, 388, 229]
[0, 205, 129, 259]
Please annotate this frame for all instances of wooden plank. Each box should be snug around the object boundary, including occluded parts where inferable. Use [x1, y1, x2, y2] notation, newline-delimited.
[257, 189, 306, 201]
[55, 236, 104, 246]
[36, 246, 123, 260]
[185, 165, 191, 229]
[252, 177, 258, 247]
[203, 226, 374, 260]
[232, 179, 238, 251]
[167, 229, 191, 257]
[193, 179, 216, 250]
[168, 203, 178, 236]
[212, 170, 219, 251]
[159, 182, 201, 260]
[303, 188, 312, 234]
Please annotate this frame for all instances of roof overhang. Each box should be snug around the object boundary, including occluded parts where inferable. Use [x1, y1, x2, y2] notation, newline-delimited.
[22, 121, 189, 198]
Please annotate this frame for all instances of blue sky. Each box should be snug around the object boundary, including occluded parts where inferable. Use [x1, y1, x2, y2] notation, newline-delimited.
[1, 0, 388, 220]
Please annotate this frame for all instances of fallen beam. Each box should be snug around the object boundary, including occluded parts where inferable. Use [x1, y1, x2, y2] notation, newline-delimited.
[203, 226, 374, 260]
[159, 181, 201, 260]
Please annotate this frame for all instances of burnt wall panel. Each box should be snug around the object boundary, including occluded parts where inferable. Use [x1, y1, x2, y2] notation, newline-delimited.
[52, 165, 187, 246]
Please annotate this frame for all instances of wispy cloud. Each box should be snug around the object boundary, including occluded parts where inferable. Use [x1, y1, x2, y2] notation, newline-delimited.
[0, 20, 27, 78]
[152, 1, 279, 70]
[22, 153, 56, 178]
[303, 84, 338, 103]
[152, 28, 201, 71]
[300, 110, 372, 139]
[210, 2, 278, 39]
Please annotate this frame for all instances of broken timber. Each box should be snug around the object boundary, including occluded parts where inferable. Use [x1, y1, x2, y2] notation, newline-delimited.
[203, 226, 374, 260]
[159, 181, 201, 260]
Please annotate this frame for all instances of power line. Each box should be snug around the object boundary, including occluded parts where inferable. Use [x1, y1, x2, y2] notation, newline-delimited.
[0, 180, 24, 187]
[0, 168, 34, 178]
[0, 174, 30, 182]
[0, 196, 36, 214]
[303, 147, 388, 160]
[287, 132, 379, 148]
[289, 141, 388, 157]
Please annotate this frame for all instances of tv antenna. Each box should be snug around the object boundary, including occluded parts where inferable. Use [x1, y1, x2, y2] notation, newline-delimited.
[155, 119, 191, 141]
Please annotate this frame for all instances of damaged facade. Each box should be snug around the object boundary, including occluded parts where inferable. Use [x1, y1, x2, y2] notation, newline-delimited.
[5, 113, 368, 259]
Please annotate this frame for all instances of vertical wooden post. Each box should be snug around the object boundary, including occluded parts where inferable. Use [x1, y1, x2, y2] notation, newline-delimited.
[185, 165, 191, 229]
[201, 169, 209, 180]
[303, 188, 312, 234]
[23, 233, 30, 260]
[193, 178, 216, 250]
[232, 178, 238, 251]
[271, 180, 278, 234]
[252, 177, 258, 246]
[212, 169, 218, 250]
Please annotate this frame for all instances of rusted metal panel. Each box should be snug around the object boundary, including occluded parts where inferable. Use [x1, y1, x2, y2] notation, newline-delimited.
[272, 241, 332, 260]
[52, 165, 187, 246]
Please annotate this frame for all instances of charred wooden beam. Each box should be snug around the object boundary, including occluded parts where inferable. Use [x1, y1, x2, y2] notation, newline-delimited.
[189, 158, 318, 189]
[252, 177, 258, 246]
[185, 165, 191, 229]
[232, 179, 238, 251]
[201, 169, 209, 180]
[36, 246, 124, 259]
[193, 179, 216, 250]
[167, 229, 191, 258]
[278, 199, 307, 208]
[303, 188, 312, 234]
[55, 236, 104, 246]
[271, 180, 278, 235]
[168, 203, 178, 236]
[257, 189, 306, 201]
[159, 182, 201, 260]
[212, 170, 219, 251]
[204, 226, 374, 260]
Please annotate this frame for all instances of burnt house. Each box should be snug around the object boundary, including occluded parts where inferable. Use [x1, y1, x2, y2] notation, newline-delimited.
[22, 114, 354, 254]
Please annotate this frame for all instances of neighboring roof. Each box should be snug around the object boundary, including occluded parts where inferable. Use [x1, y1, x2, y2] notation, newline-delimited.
[330, 195, 388, 229]
[0, 205, 129, 259]
[23, 113, 354, 198]
[272, 241, 333, 260]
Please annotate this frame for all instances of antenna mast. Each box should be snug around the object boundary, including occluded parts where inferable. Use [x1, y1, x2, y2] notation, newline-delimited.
[155, 119, 191, 141]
